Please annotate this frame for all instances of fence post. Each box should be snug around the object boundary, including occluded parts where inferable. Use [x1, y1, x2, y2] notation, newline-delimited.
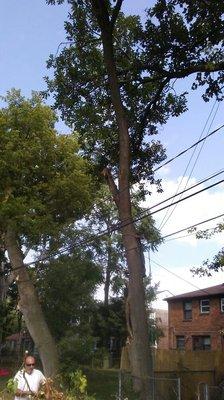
[204, 384, 209, 400]
[118, 370, 122, 400]
[177, 377, 181, 400]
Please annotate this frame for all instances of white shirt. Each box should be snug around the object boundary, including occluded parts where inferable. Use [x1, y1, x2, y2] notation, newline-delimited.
[14, 369, 46, 400]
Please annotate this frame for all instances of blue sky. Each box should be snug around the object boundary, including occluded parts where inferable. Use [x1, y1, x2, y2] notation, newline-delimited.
[1, 0, 224, 306]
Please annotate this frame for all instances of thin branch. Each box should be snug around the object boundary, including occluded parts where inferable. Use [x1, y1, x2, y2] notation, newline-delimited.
[111, 0, 123, 30]
[143, 61, 224, 80]
[136, 78, 169, 145]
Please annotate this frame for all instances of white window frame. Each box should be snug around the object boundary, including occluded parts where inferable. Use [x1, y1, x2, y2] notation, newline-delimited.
[221, 298, 224, 312]
[200, 299, 210, 314]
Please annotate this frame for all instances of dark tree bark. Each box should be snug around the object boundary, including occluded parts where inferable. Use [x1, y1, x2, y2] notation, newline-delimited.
[5, 225, 59, 377]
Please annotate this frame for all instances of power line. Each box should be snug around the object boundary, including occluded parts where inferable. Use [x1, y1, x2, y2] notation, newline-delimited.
[134, 176, 224, 223]
[159, 102, 221, 230]
[103, 122, 224, 202]
[150, 258, 211, 295]
[135, 168, 224, 219]
[153, 120, 224, 174]
[20, 174, 224, 270]
[161, 212, 224, 241]
[163, 225, 217, 242]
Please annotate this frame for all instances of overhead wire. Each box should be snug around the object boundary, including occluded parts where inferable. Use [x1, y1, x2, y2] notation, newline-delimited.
[97, 121, 224, 204]
[161, 211, 224, 241]
[163, 225, 220, 242]
[16, 173, 224, 270]
[152, 120, 224, 174]
[130, 167, 224, 220]
[158, 100, 220, 230]
[149, 258, 212, 295]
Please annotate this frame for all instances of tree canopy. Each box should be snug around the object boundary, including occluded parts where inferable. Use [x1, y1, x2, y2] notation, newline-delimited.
[37, 254, 102, 340]
[46, 0, 224, 186]
[0, 90, 96, 376]
[0, 90, 94, 248]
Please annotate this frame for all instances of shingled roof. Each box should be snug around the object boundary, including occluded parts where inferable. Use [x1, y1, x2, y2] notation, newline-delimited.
[165, 283, 224, 302]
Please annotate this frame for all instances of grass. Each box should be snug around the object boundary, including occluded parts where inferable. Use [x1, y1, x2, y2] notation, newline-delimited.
[84, 368, 119, 400]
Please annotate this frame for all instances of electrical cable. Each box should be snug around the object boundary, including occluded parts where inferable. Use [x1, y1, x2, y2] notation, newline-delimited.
[161, 212, 224, 241]
[132, 167, 224, 220]
[98, 121, 224, 203]
[150, 258, 211, 295]
[134, 177, 224, 223]
[16, 174, 224, 270]
[158, 101, 221, 230]
[163, 225, 218, 242]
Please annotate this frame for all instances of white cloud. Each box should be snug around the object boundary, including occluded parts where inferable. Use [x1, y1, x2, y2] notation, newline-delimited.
[143, 175, 224, 246]
[151, 262, 224, 310]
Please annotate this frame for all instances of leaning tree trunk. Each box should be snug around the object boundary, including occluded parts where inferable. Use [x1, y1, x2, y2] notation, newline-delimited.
[92, 6, 153, 399]
[5, 225, 59, 377]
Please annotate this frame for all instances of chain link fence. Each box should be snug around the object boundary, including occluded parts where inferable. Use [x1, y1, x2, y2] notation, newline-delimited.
[197, 382, 224, 400]
[117, 371, 181, 400]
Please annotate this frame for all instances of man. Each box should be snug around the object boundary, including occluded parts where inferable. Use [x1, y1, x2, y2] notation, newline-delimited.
[14, 355, 50, 400]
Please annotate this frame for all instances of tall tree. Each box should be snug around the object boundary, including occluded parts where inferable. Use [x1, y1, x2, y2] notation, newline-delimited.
[45, 1, 224, 397]
[36, 254, 102, 341]
[0, 90, 94, 376]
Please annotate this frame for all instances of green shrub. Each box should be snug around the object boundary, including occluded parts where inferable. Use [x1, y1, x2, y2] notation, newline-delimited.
[59, 335, 95, 373]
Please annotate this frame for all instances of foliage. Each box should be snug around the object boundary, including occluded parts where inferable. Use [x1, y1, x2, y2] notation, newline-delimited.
[0, 89, 94, 248]
[190, 222, 224, 276]
[58, 334, 95, 372]
[76, 185, 162, 303]
[191, 248, 224, 277]
[45, 0, 224, 187]
[91, 298, 127, 349]
[6, 378, 18, 394]
[3, 372, 95, 400]
[0, 299, 19, 343]
[44, 1, 224, 388]
[36, 254, 102, 341]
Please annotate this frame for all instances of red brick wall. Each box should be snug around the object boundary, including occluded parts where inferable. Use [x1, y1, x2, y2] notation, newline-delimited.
[168, 296, 224, 350]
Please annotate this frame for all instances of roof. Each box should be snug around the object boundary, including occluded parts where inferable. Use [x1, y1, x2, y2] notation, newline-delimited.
[165, 283, 224, 302]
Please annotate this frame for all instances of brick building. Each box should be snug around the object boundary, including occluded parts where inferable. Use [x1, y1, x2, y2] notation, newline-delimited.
[165, 283, 224, 351]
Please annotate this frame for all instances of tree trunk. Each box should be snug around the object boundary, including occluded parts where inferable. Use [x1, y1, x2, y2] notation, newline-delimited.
[5, 225, 59, 377]
[92, 6, 153, 398]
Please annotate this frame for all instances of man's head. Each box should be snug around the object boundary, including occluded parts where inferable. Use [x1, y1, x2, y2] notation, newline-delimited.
[24, 356, 36, 374]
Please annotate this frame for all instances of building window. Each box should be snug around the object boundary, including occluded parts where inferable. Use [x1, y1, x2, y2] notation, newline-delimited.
[192, 336, 211, 350]
[221, 298, 224, 312]
[176, 336, 185, 350]
[183, 301, 192, 320]
[200, 299, 210, 314]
